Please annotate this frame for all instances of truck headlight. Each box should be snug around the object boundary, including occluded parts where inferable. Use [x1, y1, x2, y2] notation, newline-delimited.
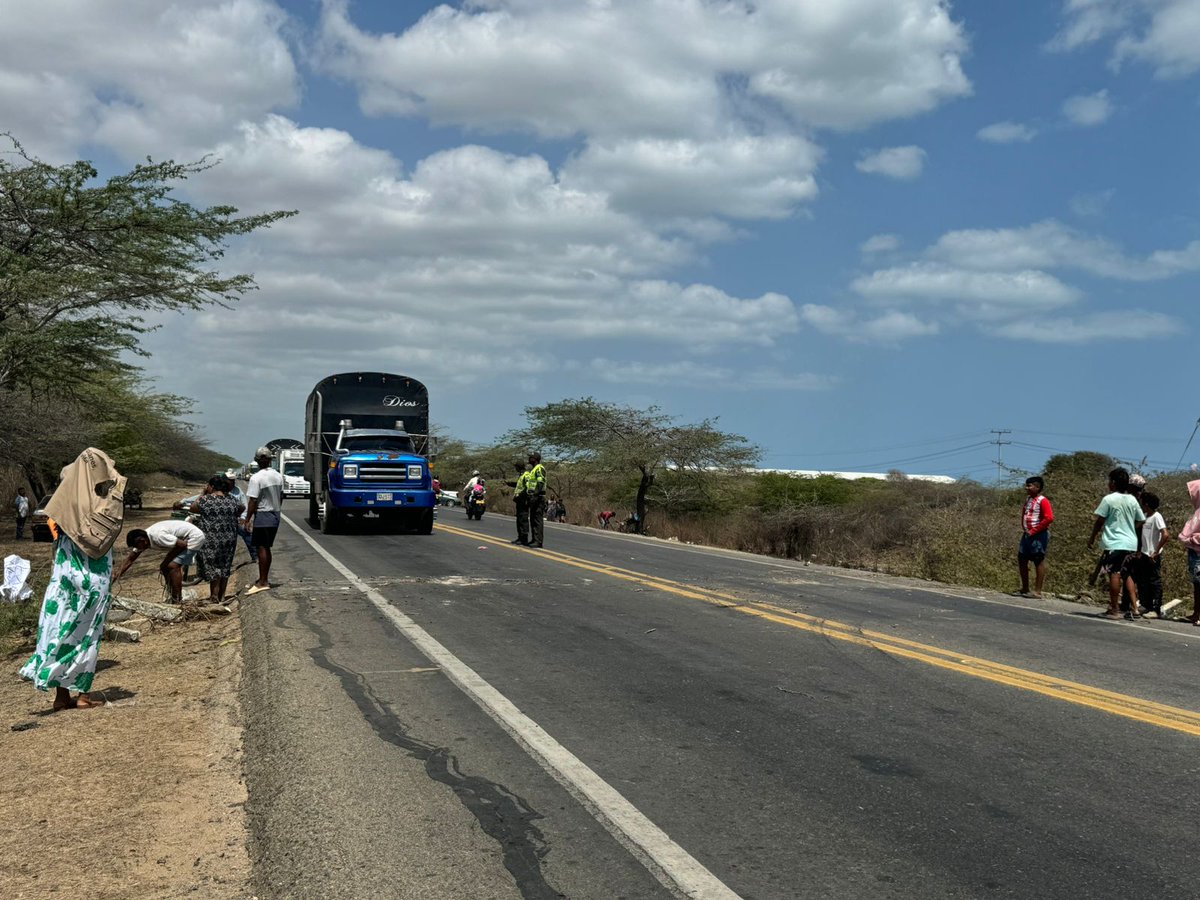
[407, 465, 423, 480]
[344, 464, 358, 479]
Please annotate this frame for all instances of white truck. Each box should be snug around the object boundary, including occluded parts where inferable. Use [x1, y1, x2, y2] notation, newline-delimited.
[278, 448, 311, 499]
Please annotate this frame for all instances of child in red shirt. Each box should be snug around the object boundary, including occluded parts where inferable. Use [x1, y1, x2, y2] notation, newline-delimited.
[1017, 476, 1054, 598]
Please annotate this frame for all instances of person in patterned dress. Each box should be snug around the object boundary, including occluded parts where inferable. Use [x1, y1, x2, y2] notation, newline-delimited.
[193, 476, 244, 603]
[20, 448, 126, 712]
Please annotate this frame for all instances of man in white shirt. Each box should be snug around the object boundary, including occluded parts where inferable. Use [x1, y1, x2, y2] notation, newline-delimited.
[245, 447, 285, 595]
[115, 519, 206, 603]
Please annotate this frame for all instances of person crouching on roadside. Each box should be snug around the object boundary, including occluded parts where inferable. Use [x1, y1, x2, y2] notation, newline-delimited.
[116, 519, 206, 604]
[1016, 476, 1053, 598]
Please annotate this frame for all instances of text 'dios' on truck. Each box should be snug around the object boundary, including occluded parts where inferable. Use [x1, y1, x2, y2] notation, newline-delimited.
[304, 372, 438, 535]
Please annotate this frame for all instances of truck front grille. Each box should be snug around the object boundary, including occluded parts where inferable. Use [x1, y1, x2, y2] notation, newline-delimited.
[357, 464, 418, 482]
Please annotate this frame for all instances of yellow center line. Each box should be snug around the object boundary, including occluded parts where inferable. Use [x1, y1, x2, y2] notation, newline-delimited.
[433, 522, 1200, 737]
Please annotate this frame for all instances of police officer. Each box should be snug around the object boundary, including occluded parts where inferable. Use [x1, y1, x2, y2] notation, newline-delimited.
[527, 452, 547, 548]
[510, 461, 531, 545]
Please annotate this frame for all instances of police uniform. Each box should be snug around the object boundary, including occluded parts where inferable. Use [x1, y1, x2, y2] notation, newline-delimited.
[513, 470, 531, 544]
[527, 461, 546, 548]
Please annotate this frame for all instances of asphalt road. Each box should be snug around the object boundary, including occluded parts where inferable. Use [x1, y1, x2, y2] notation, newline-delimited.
[241, 502, 1200, 899]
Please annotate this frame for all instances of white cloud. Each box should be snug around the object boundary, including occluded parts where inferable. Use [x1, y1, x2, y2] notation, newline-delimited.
[861, 234, 902, 256]
[1070, 189, 1116, 218]
[175, 117, 803, 390]
[990, 310, 1182, 343]
[1062, 89, 1113, 126]
[977, 121, 1037, 143]
[927, 220, 1200, 280]
[822, 217, 1200, 346]
[800, 304, 939, 343]
[562, 135, 822, 221]
[319, 0, 971, 136]
[586, 359, 834, 390]
[1049, 0, 1133, 51]
[852, 263, 1081, 308]
[1052, 0, 1200, 77]
[855, 146, 927, 180]
[0, 0, 298, 160]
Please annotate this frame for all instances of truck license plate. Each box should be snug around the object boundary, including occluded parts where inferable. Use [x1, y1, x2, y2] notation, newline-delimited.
[376, 492, 393, 501]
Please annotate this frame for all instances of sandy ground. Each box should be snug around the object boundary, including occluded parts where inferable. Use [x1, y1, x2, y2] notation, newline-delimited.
[0, 485, 252, 899]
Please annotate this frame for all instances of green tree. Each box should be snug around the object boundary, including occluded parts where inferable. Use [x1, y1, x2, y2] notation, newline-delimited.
[0, 373, 235, 497]
[1042, 451, 1117, 482]
[507, 398, 759, 533]
[0, 136, 295, 390]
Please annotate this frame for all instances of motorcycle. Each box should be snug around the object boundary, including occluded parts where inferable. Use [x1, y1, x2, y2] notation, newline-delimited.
[466, 485, 487, 520]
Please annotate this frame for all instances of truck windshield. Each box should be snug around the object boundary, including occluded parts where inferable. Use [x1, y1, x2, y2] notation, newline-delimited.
[342, 436, 414, 453]
[283, 463, 304, 477]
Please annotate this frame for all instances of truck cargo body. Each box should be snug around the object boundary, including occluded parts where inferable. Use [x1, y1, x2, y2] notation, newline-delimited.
[278, 448, 311, 498]
[305, 372, 436, 534]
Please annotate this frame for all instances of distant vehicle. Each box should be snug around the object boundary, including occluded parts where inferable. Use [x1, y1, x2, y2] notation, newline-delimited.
[304, 372, 437, 534]
[278, 448, 311, 499]
[30, 495, 54, 542]
[465, 484, 487, 520]
[438, 489, 462, 507]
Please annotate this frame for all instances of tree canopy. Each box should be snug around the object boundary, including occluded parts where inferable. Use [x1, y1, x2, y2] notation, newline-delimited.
[0, 136, 295, 391]
[506, 397, 759, 532]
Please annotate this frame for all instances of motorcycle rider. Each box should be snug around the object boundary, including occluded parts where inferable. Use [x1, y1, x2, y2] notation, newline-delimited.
[467, 478, 486, 517]
[462, 470, 482, 504]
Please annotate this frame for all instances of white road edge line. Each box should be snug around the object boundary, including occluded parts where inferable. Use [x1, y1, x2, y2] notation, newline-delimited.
[281, 514, 740, 900]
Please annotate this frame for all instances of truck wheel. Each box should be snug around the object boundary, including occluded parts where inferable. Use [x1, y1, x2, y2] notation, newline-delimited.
[417, 508, 434, 534]
[320, 499, 339, 535]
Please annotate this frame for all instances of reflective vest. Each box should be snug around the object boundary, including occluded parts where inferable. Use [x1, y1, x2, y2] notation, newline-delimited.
[528, 463, 546, 496]
[515, 471, 531, 497]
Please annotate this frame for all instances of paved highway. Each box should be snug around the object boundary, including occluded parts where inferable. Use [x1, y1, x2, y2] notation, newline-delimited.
[241, 501, 1200, 899]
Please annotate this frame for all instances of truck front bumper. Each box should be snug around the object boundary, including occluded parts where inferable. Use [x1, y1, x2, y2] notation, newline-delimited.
[328, 487, 435, 511]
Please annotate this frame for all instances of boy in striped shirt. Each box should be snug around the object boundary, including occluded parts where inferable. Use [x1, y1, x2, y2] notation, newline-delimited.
[1017, 476, 1054, 598]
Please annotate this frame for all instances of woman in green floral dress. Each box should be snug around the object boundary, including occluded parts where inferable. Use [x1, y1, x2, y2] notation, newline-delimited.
[19, 448, 126, 711]
[20, 537, 114, 709]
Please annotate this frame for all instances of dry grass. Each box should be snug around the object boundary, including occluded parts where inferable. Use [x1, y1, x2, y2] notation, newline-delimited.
[555, 471, 1198, 612]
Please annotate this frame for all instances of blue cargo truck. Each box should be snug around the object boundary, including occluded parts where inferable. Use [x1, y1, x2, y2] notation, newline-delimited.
[304, 372, 437, 534]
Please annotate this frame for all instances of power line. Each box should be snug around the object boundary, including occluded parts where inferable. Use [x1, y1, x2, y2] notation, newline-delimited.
[1176, 419, 1200, 471]
[853, 441, 993, 472]
[1018, 429, 1181, 445]
[772, 430, 990, 459]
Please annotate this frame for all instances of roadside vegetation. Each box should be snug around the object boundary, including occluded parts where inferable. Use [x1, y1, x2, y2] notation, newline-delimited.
[437, 414, 1197, 611]
[0, 134, 292, 640]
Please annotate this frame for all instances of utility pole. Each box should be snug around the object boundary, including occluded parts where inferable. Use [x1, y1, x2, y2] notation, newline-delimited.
[990, 429, 1012, 483]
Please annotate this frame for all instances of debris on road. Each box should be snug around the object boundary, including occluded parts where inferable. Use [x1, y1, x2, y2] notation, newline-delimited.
[104, 623, 141, 643]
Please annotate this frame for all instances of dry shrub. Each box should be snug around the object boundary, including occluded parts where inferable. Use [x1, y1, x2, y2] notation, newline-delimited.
[642, 473, 1198, 608]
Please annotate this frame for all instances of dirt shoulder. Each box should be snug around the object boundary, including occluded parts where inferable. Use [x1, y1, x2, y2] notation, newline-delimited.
[0, 486, 251, 899]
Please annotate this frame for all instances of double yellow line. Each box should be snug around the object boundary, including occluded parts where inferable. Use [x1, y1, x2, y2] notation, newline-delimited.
[435, 522, 1200, 738]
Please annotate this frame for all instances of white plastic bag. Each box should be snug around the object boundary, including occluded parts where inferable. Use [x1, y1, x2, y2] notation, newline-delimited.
[2, 554, 33, 603]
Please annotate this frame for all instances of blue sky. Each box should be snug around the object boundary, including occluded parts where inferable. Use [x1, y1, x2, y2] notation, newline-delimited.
[2, 0, 1198, 479]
